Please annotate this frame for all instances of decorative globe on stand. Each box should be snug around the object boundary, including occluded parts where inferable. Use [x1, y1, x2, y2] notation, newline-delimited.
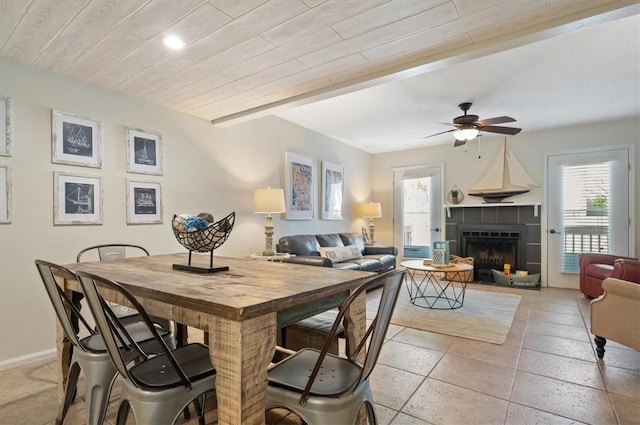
[172, 211, 235, 273]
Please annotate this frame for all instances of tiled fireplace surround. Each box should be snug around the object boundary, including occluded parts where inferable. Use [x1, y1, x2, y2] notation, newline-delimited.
[445, 204, 542, 283]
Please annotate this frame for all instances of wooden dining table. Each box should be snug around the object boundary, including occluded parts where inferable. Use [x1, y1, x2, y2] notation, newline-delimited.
[57, 253, 373, 425]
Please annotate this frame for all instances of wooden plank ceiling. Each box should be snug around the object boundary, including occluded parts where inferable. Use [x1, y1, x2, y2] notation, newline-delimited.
[0, 0, 634, 124]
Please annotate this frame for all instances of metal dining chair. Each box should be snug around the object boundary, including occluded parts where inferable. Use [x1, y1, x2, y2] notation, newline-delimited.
[265, 267, 406, 425]
[76, 269, 216, 425]
[76, 243, 150, 263]
[76, 244, 189, 345]
[34, 260, 176, 425]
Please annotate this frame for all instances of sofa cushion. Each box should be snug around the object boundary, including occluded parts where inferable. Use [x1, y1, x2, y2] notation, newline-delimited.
[319, 245, 362, 263]
[277, 235, 321, 256]
[345, 258, 383, 272]
[332, 262, 362, 271]
[316, 234, 345, 248]
[362, 254, 396, 271]
[339, 233, 366, 252]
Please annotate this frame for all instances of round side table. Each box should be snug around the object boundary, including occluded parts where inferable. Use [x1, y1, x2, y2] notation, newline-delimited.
[401, 259, 473, 309]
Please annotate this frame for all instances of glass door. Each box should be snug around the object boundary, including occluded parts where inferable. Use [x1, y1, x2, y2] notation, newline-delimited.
[546, 147, 632, 288]
[393, 165, 443, 261]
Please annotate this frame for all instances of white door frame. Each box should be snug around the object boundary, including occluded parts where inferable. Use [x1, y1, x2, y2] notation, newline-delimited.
[392, 163, 445, 262]
[543, 144, 635, 288]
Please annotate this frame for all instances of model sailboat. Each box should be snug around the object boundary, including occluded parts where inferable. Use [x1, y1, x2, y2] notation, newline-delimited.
[468, 140, 538, 203]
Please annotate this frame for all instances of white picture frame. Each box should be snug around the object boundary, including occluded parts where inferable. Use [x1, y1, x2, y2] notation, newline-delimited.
[284, 152, 314, 220]
[321, 161, 344, 220]
[127, 179, 162, 224]
[52, 110, 102, 168]
[0, 96, 12, 157]
[54, 172, 102, 225]
[0, 165, 11, 223]
[126, 128, 163, 175]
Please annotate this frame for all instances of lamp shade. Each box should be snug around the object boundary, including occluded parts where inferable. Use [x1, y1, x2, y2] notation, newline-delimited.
[453, 127, 479, 141]
[354, 201, 382, 218]
[253, 187, 286, 214]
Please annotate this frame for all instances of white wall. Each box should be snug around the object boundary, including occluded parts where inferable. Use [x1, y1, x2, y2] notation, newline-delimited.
[0, 59, 373, 366]
[372, 119, 640, 285]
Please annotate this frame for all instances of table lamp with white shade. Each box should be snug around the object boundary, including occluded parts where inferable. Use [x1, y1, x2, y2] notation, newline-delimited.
[355, 201, 382, 244]
[253, 187, 286, 256]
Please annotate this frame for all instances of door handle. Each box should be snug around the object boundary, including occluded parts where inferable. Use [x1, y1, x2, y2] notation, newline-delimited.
[549, 229, 562, 234]
[431, 228, 440, 232]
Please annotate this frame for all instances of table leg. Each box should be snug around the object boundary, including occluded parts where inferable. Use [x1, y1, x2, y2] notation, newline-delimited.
[55, 314, 71, 402]
[209, 313, 277, 425]
[54, 277, 80, 402]
[343, 290, 366, 363]
[343, 290, 367, 425]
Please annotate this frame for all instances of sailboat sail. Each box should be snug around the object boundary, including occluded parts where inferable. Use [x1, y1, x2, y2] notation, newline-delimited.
[469, 140, 537, 202]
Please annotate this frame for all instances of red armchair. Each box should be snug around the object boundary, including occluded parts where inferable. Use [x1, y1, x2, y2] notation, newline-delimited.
[579, 253, 640, 298]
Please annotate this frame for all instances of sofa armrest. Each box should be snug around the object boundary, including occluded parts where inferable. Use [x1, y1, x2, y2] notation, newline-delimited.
[579, 253, 636, 286]
[590, 277, 640, 352]
[611, 259, 640, 283]
[282, 256, 333, 268]
[601, 277, 640, 300]
[364, 246, 398, 256]
[579, 253, 623, 268]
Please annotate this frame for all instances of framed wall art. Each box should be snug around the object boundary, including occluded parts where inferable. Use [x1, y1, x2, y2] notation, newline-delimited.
[284, 152, 314, 220]
[54, 172, 102, 225]
[321, 161, 344, 220]
[127, 179, 162, 224]
[126, 128, 163, 175]
[0, 96, 12, 157]
[0, 165, 11, 223]
[52, 110, 102, 168]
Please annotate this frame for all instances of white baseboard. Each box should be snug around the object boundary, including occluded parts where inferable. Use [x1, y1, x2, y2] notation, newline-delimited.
[0, 348, 57, 371]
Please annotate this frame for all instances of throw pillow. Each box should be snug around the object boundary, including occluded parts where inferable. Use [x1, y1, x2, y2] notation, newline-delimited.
[318, 245, 363, 263]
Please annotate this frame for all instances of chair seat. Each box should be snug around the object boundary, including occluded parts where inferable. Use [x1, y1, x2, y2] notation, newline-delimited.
[81, 321, 172, 353]
[294, 310, 343, 334]
[130, 343, 215, 390]
[268, 348, 360, 397]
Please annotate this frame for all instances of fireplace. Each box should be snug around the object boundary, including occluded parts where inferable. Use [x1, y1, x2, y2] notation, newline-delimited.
[445, 204, 542, 284]
[459, 224, 526, 281]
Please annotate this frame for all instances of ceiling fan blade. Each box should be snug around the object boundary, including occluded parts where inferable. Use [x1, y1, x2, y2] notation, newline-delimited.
[478, 125, 522, 135]
[475, 116, 516, 126]
[454, 139, 467, 147]
[418, 128, 456, 139]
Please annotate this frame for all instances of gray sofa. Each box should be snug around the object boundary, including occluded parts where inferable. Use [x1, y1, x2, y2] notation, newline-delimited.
[276, 233, 397, 273]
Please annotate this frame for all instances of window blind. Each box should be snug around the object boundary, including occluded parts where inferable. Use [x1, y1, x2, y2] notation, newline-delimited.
[561, 161, 611, 271]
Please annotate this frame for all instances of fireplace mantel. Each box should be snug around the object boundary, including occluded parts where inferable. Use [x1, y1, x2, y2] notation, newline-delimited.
[444, 202, 541, 218]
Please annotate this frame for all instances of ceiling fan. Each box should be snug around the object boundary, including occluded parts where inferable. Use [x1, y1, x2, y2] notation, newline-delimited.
[422, 102, 522, 146]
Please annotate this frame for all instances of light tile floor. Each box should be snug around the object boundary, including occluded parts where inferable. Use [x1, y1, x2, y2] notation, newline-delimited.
[1, 284, 638, 425]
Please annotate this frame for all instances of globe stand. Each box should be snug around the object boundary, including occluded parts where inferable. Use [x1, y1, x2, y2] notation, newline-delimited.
[172, 250, 229, 274]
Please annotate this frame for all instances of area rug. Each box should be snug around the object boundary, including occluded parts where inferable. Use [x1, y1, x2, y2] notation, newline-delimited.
[367, 285, 522, 345]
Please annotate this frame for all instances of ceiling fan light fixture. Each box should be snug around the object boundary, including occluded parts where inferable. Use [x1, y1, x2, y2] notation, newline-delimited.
[453, 127, 479, 141]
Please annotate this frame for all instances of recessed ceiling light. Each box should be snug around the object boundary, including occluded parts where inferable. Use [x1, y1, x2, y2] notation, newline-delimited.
[163, 35, 184, 50]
